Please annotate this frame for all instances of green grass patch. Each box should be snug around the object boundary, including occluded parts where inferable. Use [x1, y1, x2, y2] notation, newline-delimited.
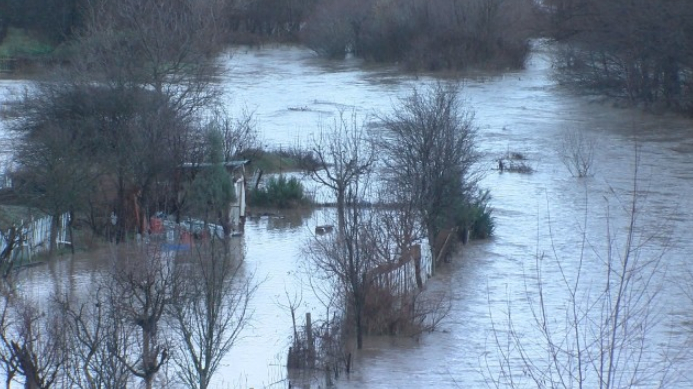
[0, 205, 47, 230]
[240, 147, 319, 174]
[250, 175, 311, 209]
[0, 27, 55, 58]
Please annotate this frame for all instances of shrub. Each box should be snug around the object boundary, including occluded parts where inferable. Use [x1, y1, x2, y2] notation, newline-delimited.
[0, 27, 55, 58]
[277, 147, 321, 172]
[559, 129, 597, 177]
[250, 175, 310, 209]
[452, 190, 494, 241]
[240, 147, 318, 174]
[299, 0, 355, 59]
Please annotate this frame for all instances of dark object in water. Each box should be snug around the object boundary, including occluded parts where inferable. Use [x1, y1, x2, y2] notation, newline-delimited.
[315, 225, 334, 234]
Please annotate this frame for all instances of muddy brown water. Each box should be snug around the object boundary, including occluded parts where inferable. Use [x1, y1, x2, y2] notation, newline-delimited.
[2, 42, 693, 388]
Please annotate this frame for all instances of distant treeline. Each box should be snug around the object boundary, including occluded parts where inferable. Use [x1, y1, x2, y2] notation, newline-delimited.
[545, 0, 693, 115]
[2, 0, 693, 114]
[0, 0, 82, 45]
[300, 0, 538, 71]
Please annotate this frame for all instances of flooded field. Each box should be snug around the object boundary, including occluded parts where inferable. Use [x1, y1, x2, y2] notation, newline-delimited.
[2, 41, 693, 388]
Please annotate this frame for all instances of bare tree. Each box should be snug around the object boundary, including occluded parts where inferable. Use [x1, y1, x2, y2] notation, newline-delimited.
[0, 225, 27, 283]
[12, 108, 97, 254]
[58, 285, 131, 389]
[305, 112, 376, 350]
[379, 83, 482, 260]
[304, 195, 450, 353]
[305, 217, 375, 352]
[76, 0, 227, 107]
[168, 238, 255, 389]
[372, 184, 425, 289]
[558, 128, 597, 178]
[10, 0, 237, 243]
[213, 109, 260, 162]
[0, 297, 69, 389]
[309, 111, 377, 232]
[107, 244, 177, 389]
[12, 83, 195, 241]
[486, 168, 680, 388]
[0, 298, 19, 389]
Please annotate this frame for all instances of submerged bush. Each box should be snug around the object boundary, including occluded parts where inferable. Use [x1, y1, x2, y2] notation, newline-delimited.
[452, 190, 494, 240]
[250, 175, 310, 209]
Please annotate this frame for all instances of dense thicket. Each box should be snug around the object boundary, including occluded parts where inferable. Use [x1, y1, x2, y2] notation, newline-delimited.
[379, 84, 489, 258]
[13, 84, 194, 240]
[2, 0, 538, 71]
[301, 0, 537, 71]
[226, 0, 319, 42]
[10, 0, 230, 241]
[545, 0, 693, 115]
[0, 0, 82, 44]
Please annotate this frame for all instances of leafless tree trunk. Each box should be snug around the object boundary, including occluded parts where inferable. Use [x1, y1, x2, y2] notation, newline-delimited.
[0, 226, 24, 283]
[57, 284, 131, 389]
[309, 111, 377, 234]
[306, 112, 376, 349]
[107, 243, 177, 389]
[168, 237, 255, 389]
[0, 297, 68, 389]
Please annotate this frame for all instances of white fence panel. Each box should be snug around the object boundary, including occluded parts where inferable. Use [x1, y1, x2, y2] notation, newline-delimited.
[0, 213, 70, 262]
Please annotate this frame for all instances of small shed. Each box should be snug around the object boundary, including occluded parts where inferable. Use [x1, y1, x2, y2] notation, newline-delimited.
[179, 160, 250, 235]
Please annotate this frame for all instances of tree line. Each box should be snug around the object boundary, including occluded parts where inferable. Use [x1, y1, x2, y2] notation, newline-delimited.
[0, 238, 254, 389]
[4, 0, 693, 114]
[8, 0, 250, 247]
[301, 0, 537, 70]
[545, 0, 693, 115]
[1, 0, 537, 71]
[297, 84, 490, 367]
[0, 2, 258, 387]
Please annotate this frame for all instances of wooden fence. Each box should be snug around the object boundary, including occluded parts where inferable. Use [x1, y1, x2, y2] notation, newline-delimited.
[0, 213, 70, 261]
[369, 244, 432, 296]
[0, 58, 15, 74]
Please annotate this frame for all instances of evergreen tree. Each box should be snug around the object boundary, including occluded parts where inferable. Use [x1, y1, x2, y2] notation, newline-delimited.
[187, 129, 236, 235]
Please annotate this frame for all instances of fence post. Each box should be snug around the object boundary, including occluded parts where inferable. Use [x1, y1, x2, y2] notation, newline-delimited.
[305, 312, 315, 368]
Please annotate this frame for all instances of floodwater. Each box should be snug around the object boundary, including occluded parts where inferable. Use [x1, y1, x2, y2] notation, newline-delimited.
[3, 41, 693, 388]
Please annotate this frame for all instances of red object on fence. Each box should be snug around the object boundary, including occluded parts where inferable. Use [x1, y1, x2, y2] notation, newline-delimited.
[150, 217, 163, 234]
[180, 230, 193, 245]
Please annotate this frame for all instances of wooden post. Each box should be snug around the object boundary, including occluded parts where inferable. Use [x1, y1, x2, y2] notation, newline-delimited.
[435, 228, 457, 265]
[412, 244, 423, 289]
[325, 365, 333, 387]
[305, 312, 314, 368]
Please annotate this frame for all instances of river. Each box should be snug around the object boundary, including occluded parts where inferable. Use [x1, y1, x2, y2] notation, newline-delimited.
[2, 42, 693, 388]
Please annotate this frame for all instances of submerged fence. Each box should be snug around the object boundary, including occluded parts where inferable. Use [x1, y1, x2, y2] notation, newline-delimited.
[0, 213, 70, 261]
[370, 243, 433, 296]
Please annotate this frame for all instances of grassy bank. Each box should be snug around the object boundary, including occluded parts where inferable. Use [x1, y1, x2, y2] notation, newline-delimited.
[0, 27, 57, 75]
[240, 147, 319, 174]
[0, 27, 55, 57]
